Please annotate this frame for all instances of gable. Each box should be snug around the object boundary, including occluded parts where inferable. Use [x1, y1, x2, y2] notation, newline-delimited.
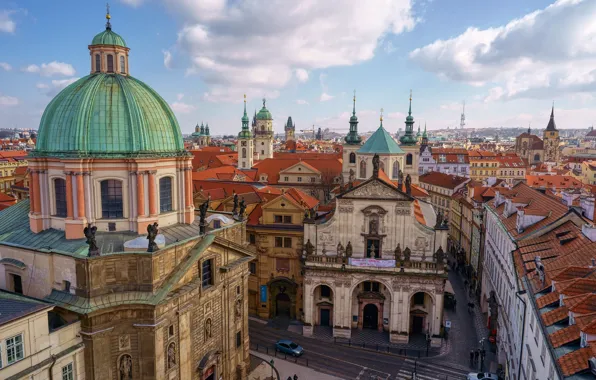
[261, 193, 304, 212]
[340, 179, 413, 201]
[280, 162, 320, 175]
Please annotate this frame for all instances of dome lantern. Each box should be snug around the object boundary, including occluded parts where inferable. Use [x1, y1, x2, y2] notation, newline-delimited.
[89, 6, 130, 75]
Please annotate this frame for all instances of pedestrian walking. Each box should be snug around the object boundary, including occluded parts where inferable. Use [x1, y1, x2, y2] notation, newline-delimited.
[287, 377, 292, 380]
[474, 349, 480, 363]
[480, 348, 486, 362]
[293, 375, 298, 380]
[470, 350, 474, 364]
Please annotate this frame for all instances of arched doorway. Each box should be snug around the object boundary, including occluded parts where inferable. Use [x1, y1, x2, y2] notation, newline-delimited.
[363, 304, 378, 329]
[269, 277, 298, 320]
[276, 293, 291, 317]
[409, 292, 434, 336]
[313, 284, 333, 327]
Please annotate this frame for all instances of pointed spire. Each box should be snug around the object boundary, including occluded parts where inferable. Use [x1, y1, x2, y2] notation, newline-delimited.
[545, 102, 557, 131]
[408, 89, 413, 116]
[380, 108, 384, 128]
[352, 90, 357, 116]
[105, 3, 112, 30]
[243, 94, 247, 116]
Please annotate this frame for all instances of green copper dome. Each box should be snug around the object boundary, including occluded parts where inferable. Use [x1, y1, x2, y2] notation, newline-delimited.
[91, 29, 127, 47]
[33, 74, 185, 158]
[256, 99, 272, 120]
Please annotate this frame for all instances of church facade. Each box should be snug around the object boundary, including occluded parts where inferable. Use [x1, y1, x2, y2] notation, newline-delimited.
[302, 157, 448, 345]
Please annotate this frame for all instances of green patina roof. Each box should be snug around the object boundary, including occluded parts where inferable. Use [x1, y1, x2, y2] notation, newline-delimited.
[256, 100, 272, 120]
[33, 73, 186, 158]
[358, 126, 404, 154]
[91, 29, 127, 47]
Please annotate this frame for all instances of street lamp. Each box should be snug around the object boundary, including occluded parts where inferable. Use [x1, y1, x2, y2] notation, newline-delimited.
[270, 359, 274, 379]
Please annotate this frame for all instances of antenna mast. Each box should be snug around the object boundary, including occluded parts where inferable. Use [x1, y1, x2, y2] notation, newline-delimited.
[460, 101, 466, 129]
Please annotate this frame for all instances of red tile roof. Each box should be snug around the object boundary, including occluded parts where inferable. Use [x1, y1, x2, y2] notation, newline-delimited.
[419, 171, 470, 190]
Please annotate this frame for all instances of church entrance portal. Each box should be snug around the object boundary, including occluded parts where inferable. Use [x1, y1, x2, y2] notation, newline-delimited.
[363, 304, 378, 329]
[276, 293, 291, 317]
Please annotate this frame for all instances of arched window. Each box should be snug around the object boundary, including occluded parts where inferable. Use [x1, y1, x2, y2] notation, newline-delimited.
[159, 177, 173, 213]
[406, 153, 413, 166]
[242, 148, 247, 158]
[95, 54, 101, 72]
[349, 152, 356, 164]
[534, 154, 540, 162]
[119, 56, 125, 74]
[392, 161, 399, 179]
[54, 178, 67, 217]
[360, 160, 367, 178]
[107, 55, 114, 73]
[100, 179, 123, 218]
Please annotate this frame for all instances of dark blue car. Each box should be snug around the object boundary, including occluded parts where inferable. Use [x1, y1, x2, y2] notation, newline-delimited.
[275, 339, 304, 357]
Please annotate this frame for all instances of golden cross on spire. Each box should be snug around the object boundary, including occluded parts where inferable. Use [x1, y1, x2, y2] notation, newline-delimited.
[380, 108, 384, 122]
[409, 89, 412, 101]
[244, 94, 246, 103]
[353, 89, 356, 102]
[105, 3, 112, 29]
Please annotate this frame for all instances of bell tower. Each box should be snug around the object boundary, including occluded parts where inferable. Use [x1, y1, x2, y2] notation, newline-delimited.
[543, 104, 560, 163]
[238, 95, 254, 169]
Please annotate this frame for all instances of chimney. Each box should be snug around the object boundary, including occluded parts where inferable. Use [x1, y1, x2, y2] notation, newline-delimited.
[582, 224, 596, 242]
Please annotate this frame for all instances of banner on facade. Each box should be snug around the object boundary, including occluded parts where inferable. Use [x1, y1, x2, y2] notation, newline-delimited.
[349, 258, 395, 267]
[260, 285, 267, 302]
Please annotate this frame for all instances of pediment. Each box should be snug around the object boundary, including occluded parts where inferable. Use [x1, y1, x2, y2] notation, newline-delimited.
[341, 179, 413, 201]
[262, 194, 302, 211]
[280, 162, 320, 175]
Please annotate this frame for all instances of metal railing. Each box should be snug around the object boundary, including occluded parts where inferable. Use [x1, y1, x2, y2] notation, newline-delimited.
[331, 337, 441, 358]
[250, 342, 310, 367]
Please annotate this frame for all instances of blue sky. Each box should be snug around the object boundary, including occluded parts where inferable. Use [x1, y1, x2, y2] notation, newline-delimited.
[1, 0, 595, 136]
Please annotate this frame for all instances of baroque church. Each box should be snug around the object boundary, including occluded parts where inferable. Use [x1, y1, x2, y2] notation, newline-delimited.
[0, 10, 251, 380]
[305, 93, 449, 345]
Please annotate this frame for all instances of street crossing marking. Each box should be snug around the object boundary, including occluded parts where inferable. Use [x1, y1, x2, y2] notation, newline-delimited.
[397, 359, 468, 380]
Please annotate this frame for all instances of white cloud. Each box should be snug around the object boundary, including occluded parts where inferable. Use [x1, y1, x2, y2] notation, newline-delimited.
[36, 78, 79, 96]
[171, 0, 416, 102]
[120, 0, 145, 7]
[177, 93, 185, 101]
[22, 61, 76, 77]
[295, 68, 309, 82]
[296, 99, 309, 105]
[320, 93, 334, 102]
[0, 94, 18, 107]
[170, 102, 196, 113]
[0, 62, 11, 71]
[36, 83, 49, 89]
[0, 10, 17, 33]
[409, 0, 596, 101]
[201, 86, 279, 103]
[163, 50, 173, 69]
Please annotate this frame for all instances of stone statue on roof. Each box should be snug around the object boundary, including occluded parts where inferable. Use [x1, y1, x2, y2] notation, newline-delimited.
[372, 154, 380, 178]
[337, 242, 344, 257]
[147, 222, 159, 252]
[84, 224, 99, 257]
[394, 243, 402, 262]
[345, 241, 353, 258]
[305, 239, 315, 256]
[405, 174, 412, 195]
[398, 170, 404, 187]
[232, 192, 239, 215]
[238, 198, 246, 220]
[435, 211, 443, 228]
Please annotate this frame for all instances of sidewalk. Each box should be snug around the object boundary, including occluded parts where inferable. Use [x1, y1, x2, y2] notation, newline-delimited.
[249, 350, 345, 380]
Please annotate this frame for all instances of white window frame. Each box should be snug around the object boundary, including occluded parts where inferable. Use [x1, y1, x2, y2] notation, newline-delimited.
[6, 333, 25, 365]
[62, 362, 74, 380]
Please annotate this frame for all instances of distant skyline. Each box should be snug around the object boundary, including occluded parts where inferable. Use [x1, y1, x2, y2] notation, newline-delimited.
[1, 0, 596, 136]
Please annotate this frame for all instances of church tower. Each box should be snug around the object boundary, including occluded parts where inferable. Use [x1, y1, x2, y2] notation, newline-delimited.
[254, 99, 274, 159]
[543, 105, 560, 163]
[341, 92, 362, 181]
[285, 116, 296, 152]
[238, 95, 254, 170]
[399, 91, 420, 184]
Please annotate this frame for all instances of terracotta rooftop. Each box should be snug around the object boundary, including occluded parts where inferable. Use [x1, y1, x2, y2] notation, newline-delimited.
[558, 346, 594, 376]
[541, 305, 569, 326]
[419, 171, 470, 190]
[526, 175, 584, 190]
[536, 291, 560, 308]
[549, 324, 580, 348]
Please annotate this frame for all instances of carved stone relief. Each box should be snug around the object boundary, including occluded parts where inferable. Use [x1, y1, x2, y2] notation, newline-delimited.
[119, 335, 131, 351]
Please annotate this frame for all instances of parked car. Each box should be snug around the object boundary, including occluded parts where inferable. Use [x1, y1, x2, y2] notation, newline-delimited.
[275, 339, 304, 357]
[466, 373, 499, 380]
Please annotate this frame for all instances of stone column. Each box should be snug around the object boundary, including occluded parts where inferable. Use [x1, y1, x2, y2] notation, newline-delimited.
[76, 173, 85, 220]
[357, 301, 364, 330]
[378, 302, 384, 332]
[65, 172, 74, 219]
[29, 170, 36, 213]
[32, 170, 42, 214]
[303, 280, 314, 336]
[148, 171, 157, 216]
[178, 311, 191, 380]
[184, 167, 192, 207]
[137, 172, 145, 217]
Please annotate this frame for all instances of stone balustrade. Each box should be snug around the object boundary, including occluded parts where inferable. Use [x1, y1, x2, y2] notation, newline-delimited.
[304, 254, 444, 274]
